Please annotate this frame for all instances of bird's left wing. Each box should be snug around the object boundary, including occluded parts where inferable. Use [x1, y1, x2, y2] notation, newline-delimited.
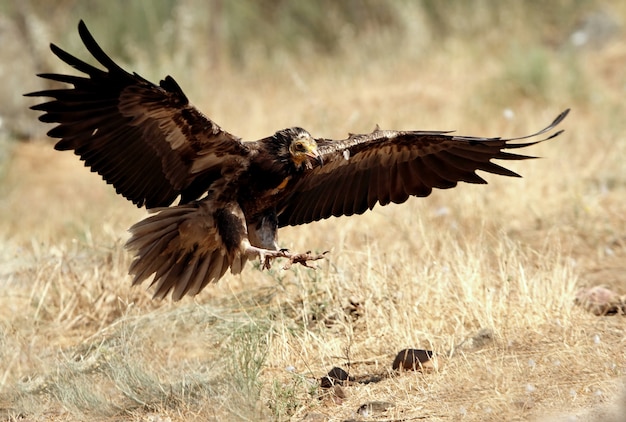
[26, 20, 249, 209]
[276, 110, 569, 227]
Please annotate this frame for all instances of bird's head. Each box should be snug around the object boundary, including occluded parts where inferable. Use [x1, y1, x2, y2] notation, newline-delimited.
[276, 127, 323, 170]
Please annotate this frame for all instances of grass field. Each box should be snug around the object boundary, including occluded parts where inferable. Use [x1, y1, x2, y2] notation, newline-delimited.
[1, 2, 626, 421]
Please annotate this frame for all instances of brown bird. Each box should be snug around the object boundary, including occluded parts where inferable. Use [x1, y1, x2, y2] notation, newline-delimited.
[27, 21, 569, 300]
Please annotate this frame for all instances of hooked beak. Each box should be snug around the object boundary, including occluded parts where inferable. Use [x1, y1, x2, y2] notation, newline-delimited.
[306, 149, 324, 167]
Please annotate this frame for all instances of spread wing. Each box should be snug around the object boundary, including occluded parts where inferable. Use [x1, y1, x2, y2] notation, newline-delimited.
[277, 109, 569, 227]
[26, 20, 249, 209]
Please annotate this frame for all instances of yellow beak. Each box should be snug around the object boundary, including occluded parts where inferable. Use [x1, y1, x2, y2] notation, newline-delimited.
[306, 149, 324, 167]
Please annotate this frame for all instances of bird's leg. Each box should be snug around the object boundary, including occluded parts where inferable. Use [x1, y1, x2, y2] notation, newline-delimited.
[243, 245, 327, 270]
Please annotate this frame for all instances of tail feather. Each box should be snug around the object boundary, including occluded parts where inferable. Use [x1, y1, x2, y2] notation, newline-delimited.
[186, 253, 213, 297]
[125, 203, 249, 300]
[174, 254, 201, 299]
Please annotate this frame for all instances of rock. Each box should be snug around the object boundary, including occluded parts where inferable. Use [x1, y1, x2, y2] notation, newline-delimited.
[575, 286, 625, 316]
[392, 349, 433, 371]
[320, 366, 351, 388]
[356, 401, 395, 417]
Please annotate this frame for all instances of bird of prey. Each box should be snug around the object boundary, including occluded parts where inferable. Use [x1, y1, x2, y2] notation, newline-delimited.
[27, 21, 569, 300]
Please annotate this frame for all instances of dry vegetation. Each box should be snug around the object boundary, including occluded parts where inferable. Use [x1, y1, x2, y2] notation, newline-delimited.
[1, 1, 626, 421]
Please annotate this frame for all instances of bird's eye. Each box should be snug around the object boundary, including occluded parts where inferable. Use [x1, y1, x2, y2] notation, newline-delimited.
[294, 143, 306, 152]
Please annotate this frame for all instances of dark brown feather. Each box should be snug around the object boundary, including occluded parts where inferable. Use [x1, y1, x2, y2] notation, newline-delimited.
[126, 200, 248, 300]
[26, 20, 249, 209]
[276, 109, 569, 227]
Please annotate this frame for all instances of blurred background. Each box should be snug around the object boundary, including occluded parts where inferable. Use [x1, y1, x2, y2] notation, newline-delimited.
[1, 0, 623, 140]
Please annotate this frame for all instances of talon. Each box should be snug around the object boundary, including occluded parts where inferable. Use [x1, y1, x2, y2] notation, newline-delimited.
[246, 244, 328, 272]
[282, 251, 328, 270]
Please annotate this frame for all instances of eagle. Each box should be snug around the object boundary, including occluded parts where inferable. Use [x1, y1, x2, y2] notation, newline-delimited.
[27, 21, 569, 300]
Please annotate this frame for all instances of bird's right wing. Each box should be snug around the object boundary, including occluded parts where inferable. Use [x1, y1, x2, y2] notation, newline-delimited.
[26, 20, 249, 208]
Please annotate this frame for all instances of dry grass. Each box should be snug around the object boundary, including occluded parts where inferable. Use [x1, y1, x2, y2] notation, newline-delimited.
[2, 5, 626, 421]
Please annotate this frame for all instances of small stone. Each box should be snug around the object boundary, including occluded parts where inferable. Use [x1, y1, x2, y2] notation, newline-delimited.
[392, 349, 433, 371]
[575, 286, 625, 316]
[357, 401, 395, 417]
[320, 366, 351, 388]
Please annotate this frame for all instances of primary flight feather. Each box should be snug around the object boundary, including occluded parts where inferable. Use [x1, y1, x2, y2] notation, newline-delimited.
[27, 21, 569, 300]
